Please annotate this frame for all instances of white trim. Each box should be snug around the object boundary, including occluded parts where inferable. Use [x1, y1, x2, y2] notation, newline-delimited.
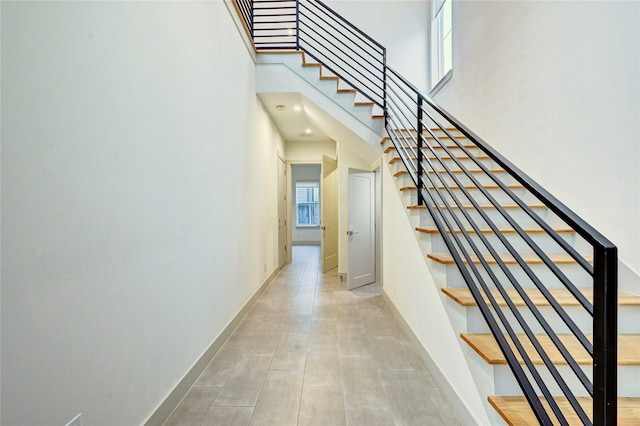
[430, 68, 453, 96]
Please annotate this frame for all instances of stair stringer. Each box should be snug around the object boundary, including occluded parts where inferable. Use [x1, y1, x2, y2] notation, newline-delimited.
[380, 158, 500, 425]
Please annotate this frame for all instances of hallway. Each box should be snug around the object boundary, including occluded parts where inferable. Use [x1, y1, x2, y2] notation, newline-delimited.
[165, 245, 461, 425]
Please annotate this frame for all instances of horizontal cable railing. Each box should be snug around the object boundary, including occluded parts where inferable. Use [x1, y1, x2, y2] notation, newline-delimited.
[232, 1, 618, 424]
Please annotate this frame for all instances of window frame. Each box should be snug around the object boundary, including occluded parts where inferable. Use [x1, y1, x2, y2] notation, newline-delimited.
[295, 181, 320, 227]
[430, 0, 453, 95]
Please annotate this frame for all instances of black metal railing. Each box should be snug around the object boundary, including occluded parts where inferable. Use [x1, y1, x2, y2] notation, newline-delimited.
[232, 1, 618, 424]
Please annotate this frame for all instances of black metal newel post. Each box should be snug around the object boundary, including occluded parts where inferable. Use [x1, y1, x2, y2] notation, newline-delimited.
[295, 0, 300, 49]
[416, 96, 425, 205]
[593, 245, 618, 425]
[250, 0, 254, 39]
[383, 49, 387, 127]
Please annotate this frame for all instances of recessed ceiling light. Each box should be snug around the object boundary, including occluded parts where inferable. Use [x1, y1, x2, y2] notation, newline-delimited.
[304, 128, 312, 134]
[293, 105, 302, 112]
[275, 104, 286, 111]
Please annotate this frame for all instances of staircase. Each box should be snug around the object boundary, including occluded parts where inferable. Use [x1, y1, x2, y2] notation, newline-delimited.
[232, 0, 640, 423]
[383, 130, 640, 425]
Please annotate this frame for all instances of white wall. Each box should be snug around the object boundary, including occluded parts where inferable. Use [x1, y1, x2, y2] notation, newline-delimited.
[432, 0, 640, 280]
[291, 164, 322, 244]
[325, 0, 429, 92]
[1, 2, 285, 425]
[286, 139, 336, 163]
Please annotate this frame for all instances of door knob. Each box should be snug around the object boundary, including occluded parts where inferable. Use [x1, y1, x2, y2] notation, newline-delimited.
[346, 230, 358, 236]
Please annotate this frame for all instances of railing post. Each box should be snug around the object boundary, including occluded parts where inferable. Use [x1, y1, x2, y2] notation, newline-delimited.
[295, 0, 300, 49]
[383, 48, 387, 126]
[250, 0, 254, 39]
[592, 245, 617, 425]
[416, 95, 425, 206]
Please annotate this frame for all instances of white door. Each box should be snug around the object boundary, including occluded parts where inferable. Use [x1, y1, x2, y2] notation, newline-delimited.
[277, 156, 287, 266]
[348, 170, 376, 290]
[321, 155, 339, 272]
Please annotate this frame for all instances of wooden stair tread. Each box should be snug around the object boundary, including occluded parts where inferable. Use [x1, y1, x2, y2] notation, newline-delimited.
[461, 333, 640, 365]
[488, 396, 640, 425]
[372, 114, 385, 119]
[416, 226, 573, 235]
[427, 252, 592, 265]
[387, 127, 458, 134]
[396, 170, 505, 177]
[337, 88, 356, 93]
[407, 203, 546, 211]
[399, 184, 523, 191]
[384, 144, 477, 154]
[442, 287, 640, 307]
[355, 101, 374, 106]
[382, 134, 468, 141]
[389, 155, 490, 164]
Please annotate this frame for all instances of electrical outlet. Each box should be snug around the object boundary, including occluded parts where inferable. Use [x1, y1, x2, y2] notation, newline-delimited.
[65, 413, 82, 426]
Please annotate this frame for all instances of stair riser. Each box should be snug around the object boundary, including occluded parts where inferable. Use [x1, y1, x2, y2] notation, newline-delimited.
[397, 172, 514, 189]
[440, 208, 550, 230]
[424, 187, 528, 208]
[413, 206, 550, 230]
[493, 365, 640, 398]
[391, 157, 498, 172]
[465, 305, 640, 335]
[436, 262, 594, 289]
[385, 128, 465, 139]
[387, 145, 485, 158]
[399, 186, 529, 207]
[428, 231, 577, 257]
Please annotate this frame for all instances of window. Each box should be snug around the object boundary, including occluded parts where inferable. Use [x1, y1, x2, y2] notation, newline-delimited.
[430, 0, 452, 93]
[296, 181, 320, 226]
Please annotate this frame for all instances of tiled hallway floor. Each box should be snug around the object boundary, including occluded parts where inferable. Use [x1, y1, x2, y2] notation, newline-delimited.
[165, 245, 462, 426]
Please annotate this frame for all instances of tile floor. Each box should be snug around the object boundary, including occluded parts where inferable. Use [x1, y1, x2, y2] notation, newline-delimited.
[165, 245, 462, 426]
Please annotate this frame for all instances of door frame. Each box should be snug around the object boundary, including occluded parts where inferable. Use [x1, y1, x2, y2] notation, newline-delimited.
[347, 168, 377, 290]
[277, 153, 287, 267]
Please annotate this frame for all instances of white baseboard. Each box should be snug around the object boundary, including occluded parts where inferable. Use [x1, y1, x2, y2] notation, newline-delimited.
[381, 289, 480, 426]
[143, 266, 281, 425]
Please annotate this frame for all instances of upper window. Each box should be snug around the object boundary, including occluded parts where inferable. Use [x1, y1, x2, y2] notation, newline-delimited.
[430, 0, 453, 92]
[296, 181, 320, 226]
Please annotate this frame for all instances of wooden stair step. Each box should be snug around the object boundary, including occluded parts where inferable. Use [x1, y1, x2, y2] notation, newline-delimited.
[427, 252, 591, 265]
[407, 203, 546, 211]
[462, 332, 640, 365]
[396, 170, 505, 177]
[387, 127, 458, 134]
[382, 134, 469, 142]
[399, 184, 523, 191]
[441, 287, 640, 307]
[488, 396, 640, 425]
[355, 101, 374, 107]
[384, 144, 479, 154]
[337, 88, 356, 93]
[416, 226, 573, 235]
[389, 155, 490, 164]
